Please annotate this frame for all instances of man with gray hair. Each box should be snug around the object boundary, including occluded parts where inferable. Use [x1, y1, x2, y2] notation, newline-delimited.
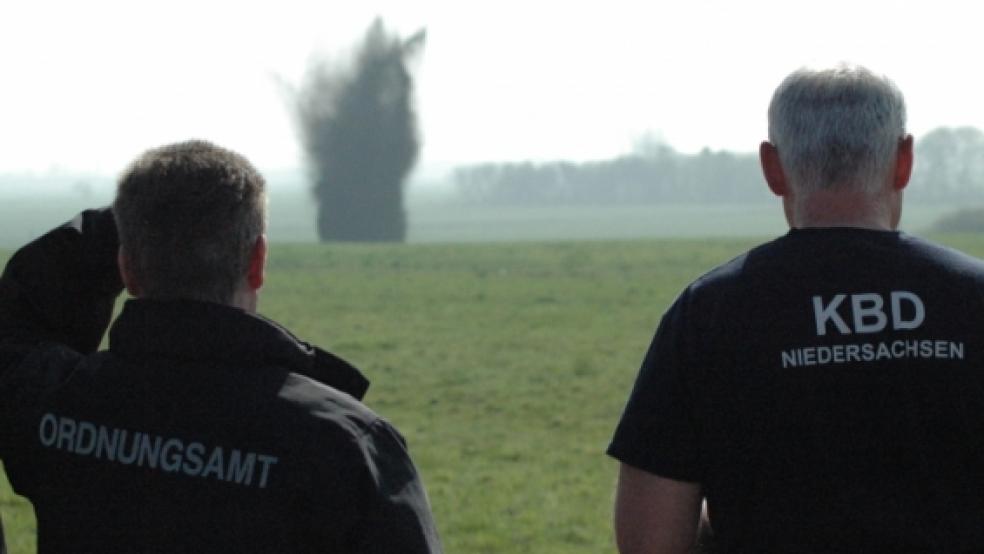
[608, 65, 984, 552]
[0, 140, 442, 552]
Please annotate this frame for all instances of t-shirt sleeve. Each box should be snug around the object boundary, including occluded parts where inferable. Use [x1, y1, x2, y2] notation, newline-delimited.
[347, 419, 443, 553]
[607, 290, 703, 483]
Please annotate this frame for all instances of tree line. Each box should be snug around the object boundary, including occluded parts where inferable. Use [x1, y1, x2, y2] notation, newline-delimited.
[452, 127, 984, 205]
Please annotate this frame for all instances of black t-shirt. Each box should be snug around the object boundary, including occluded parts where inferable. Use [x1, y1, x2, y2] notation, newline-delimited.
[609, 228, 984, 552]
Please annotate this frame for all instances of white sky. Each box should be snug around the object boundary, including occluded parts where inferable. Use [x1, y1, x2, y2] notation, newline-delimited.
[1, 0, 983, 177]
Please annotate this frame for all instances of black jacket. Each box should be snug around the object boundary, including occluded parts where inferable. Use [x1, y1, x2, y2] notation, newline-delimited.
[0, 209, 442, 553]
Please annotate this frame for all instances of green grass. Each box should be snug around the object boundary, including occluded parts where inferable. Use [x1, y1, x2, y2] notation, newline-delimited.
[3, 233, 984, 553]
[0, 464, 31, 553]
[260, 238, 756, 553]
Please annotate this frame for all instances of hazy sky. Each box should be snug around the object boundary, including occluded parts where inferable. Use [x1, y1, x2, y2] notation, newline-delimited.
[2, 0, 982, 176]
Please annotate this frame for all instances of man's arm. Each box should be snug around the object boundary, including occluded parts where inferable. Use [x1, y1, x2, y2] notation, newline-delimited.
[614, 463, 702, 554]
[0, 209, 123, 472]
[0, 208, 123, 354]
[347, 420, 443, 553]
[0, 209, 122, 551]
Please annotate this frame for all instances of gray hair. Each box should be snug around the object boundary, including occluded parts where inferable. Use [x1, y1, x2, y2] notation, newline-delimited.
[113, 140, 267, 304]
[767, 65, 906, 192]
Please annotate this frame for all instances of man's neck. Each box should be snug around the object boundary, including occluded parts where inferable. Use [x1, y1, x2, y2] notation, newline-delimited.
[787, 188, 899, 231]
[230, 286, 259, 313]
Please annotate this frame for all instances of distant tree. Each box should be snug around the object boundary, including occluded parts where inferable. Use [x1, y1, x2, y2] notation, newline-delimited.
[451, 148, 766, 205]
[631, 131, 674, 159]
[450, 125, 984, 206]
[912, 126, 984, 200]
[293, 18, 425, 241]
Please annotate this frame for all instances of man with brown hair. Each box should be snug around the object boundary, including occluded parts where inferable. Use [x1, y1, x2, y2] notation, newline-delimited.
[0, 140, 442, 553]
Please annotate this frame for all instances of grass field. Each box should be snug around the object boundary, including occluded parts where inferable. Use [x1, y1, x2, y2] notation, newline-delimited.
[3, 234, 984, 553]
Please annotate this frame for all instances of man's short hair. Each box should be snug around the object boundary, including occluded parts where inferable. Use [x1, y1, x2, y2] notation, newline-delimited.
[767, 64, 907, 193]
[113, 140, 267, 304]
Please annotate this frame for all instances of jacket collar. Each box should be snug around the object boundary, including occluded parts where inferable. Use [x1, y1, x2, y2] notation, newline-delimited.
[108, 299, 369, 400]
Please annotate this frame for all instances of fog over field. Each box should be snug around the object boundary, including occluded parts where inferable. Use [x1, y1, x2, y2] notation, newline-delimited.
[0, 173, 967, 248]
[4, 122, 983, 246]
[5, 0, 984, 245]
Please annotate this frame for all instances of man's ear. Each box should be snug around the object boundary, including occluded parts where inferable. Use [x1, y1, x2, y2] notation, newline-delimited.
[893, 134, 914, 191]
[117, 247, 141, 297]
[760, 141, 789, 197]
[246, 235, 267, 291]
